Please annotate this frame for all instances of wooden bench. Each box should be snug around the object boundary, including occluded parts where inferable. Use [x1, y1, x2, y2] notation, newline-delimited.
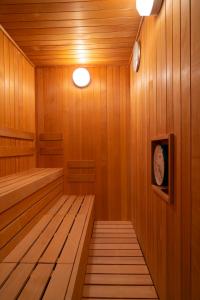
[0, 168, 64, 260]
[0, 195, 94, 300]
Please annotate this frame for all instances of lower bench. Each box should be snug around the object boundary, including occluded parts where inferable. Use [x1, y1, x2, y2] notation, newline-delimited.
[0, 195, 94, 300]
[0, 168, 64, 260]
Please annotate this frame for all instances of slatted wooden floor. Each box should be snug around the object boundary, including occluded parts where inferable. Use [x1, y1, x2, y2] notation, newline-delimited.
[82, 221, 159, 300]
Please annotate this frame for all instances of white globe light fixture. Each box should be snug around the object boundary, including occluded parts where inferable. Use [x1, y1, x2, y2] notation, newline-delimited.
[136, 0, 163, 16]
[72, 68, 91, 88]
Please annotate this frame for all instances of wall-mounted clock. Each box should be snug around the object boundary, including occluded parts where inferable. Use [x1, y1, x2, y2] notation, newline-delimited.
[153, 144, 168, 186]
[133, 40, 141, 72]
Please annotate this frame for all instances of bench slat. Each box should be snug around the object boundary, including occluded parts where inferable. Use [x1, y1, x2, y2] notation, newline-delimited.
[18, 264, 54, 300]
[0, 168, 45, 189]
[0, 183, 63, 248]
[0, 264, 35, 300]
[1, 195, 95, 300]
[40, 196, 83, 263]
[3, 195, 67, 263]
[0, 177, 63, 231]
[43, 264, 73, 300]
[66, 195, 95, 300]
[0, 169, 52, 194]
[21, 196, 75, 263]
[58, 196, 92, 264]
[0, 263, 17, 287]
[0, 168, 63, 214]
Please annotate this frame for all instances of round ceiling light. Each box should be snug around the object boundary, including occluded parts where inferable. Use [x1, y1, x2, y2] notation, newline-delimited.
[136, 0, 163, 16]
[72, 67, 91, 88]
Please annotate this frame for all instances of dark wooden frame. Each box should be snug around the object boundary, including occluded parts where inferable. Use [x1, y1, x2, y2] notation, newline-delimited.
[151, 133, 174, 203]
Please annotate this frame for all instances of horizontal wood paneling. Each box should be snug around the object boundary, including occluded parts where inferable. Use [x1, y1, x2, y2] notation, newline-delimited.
[36, 65, 130, 220]
[0, 1, 141, 65]
[0, 26, 35, 177]
[130, 0, 192, 299]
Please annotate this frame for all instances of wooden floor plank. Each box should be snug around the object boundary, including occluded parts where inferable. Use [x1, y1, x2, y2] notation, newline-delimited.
[90, 238, 138, 244]
[93, 229, 135, 234]
[89, 243, 140, 250]
[86, 265, 149, 274]
[85, 274, 153, 285]
[94, 221, 132, 225]
[87, 256, 145, 265]
[93, 224, 133, 229]
[83, 285, 158, 298]
[18, 264, 54, 300]
[82, 221, 158, 300]
[92, 233, 136, 238]
[89, 249, 143, 257]
[0, 264, 35, 300]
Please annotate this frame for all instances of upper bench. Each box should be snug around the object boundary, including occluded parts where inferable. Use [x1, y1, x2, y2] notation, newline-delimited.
[0, 168, 64, 260]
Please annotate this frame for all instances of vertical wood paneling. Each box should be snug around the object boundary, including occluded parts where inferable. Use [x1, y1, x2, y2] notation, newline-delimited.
[191, 0, 200, 299]
[130, 0, 192, 299]
[36, 65, 130, 220]
[0, 27, 35, 177]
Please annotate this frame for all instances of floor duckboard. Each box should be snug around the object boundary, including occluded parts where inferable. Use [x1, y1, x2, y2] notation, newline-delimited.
[82, 221, 159, 300]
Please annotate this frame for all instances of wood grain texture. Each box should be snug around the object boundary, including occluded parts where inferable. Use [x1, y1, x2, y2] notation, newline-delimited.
[0, 1, 140, 66]
[82, 221, 158, 299]
[0, 169, 64, 261]
[130, 1, 192, 299]
[0, 26, 35, 177]
[36, 65, 130, 220]
[191, 0, 200, 299]
[0, 127, 35, 140]
[1, 195, 94, 300]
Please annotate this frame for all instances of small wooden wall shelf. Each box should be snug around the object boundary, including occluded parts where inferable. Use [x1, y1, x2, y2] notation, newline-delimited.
[151, 134, 174, 204]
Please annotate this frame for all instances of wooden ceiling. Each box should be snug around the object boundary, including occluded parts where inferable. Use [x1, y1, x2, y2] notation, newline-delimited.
[0, 0, 141, 66]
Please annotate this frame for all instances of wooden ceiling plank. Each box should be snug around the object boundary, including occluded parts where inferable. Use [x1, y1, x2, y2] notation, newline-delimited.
[6, 25, 138, 36]
[24, 48, 132, 56]
[13, 32, 136, 42]
[21, 44, 132, 51]
[16, 37, 134, 47]
[0, 9, 139, 22]
[0, 0, 135, 13]
[1, 17, 139, 29]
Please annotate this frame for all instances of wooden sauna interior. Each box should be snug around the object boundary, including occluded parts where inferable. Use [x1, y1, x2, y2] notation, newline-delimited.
[0, 0, 199, 299]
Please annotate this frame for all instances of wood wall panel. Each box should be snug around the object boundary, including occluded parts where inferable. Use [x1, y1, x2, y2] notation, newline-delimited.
[0, 27, 35, 177]
[130, 0, 192, 299]
[191, 0, 200, 299]
[36, 65, 130, 221]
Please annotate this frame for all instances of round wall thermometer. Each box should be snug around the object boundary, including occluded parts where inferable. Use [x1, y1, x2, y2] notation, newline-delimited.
[133, 40, 141, 72]
[153, 144, 168, 186]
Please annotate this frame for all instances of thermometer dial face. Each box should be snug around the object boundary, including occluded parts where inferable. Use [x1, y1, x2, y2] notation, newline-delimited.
[153, 144, 168, 186]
